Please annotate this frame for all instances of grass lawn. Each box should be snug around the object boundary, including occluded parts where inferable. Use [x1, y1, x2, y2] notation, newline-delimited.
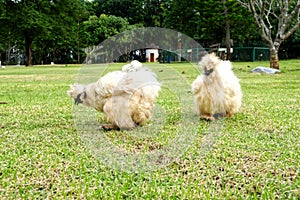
[0, 60, 299, 199]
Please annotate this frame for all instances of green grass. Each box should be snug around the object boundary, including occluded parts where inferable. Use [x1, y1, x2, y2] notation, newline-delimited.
[0, 60, 299, 199]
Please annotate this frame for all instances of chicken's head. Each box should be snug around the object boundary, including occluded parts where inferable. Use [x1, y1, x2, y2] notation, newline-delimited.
[67, 83, 87, 105]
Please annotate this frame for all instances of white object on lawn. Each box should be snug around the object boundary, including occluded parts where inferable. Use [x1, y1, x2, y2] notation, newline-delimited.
[252, 66, 281, 74]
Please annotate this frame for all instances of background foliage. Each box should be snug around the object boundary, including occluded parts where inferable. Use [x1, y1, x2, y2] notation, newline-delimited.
[0, 0, 299, 65]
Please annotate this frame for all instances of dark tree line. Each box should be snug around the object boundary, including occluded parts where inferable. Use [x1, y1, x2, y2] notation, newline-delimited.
[0, 0, 299, 67]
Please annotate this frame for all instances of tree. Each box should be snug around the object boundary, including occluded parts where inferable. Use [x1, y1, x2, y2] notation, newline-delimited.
[143, 0, 168, 27]
[81, 14, 131, 46]
[0, 1, 22, 64]
[1, 0, 84, 66]
[280, 27, 300, 59]
[93, 0, 171, 27]
[219, 0, 258, 60]
[164, 0, 200, 38]
[92, 0, 145, 25]
[164, 0, 259, 52]
[237, 0, 300, 69]
[223, 0, 231, 60]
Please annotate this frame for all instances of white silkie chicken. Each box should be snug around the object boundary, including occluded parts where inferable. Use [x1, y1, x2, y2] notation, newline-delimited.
[191, 53, 242, 120]
[68, 60, 161, 130]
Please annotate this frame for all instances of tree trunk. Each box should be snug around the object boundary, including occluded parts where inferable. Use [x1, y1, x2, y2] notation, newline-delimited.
[25, 36, 33, 66]
[7, 47, 12, 64]
[223, 0, 231, 60]
[270, 47, 279, 69]
[225, 19, 231, 60]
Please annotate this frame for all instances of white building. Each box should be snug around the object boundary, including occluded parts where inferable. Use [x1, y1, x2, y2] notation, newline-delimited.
[145, 43, 159, 62]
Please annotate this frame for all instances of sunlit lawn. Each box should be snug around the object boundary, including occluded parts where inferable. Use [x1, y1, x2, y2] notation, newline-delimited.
[0, 60, 299, 199]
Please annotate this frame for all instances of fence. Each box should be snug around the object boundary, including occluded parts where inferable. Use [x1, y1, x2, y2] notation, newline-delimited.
[1, 46, 270, 65]
[159, 47, 270, 63]
[231, 47, 270, 62]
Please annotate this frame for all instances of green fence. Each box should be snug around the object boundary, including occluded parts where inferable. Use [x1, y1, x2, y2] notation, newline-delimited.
[159, 47, 270, 63]
[231, 47, 270, 62]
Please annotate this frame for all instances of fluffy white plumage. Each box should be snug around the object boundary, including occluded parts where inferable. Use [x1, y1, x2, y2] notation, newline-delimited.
[121, 60, 143, 72]
[191, 53, 242, 120]
[67, 61, 161, 130]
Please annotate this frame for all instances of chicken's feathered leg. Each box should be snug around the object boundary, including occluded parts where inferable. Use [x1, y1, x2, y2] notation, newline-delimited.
[103, 94, 136, 130]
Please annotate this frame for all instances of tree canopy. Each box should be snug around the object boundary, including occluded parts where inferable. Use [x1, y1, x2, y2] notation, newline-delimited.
[0, 0, 84, 65]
